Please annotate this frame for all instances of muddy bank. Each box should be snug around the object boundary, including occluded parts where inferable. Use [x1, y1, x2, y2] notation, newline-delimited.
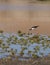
[0, 55, 50, 65]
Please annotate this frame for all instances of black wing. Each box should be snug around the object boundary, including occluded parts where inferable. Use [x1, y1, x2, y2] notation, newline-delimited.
[32, 25, 39, 28]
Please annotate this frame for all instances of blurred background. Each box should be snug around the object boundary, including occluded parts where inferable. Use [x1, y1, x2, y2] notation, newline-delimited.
[0, 0, 50, 35]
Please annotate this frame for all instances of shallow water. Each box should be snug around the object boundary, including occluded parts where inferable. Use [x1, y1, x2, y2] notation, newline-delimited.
[0, 33, 50, 59]
[0, 4, 50, 35]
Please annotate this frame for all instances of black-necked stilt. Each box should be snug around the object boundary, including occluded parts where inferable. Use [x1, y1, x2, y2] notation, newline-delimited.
[29, 25, 39, 31]
[29, 25, 39, 34]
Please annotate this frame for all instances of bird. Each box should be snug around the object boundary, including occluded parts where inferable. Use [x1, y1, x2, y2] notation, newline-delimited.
[29, 25, 39, 31]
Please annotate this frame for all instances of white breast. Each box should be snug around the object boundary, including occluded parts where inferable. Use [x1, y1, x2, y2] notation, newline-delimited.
[32, 28, 35, 30]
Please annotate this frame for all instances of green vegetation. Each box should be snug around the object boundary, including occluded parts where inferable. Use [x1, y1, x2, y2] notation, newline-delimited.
[32, 54, 39, 58]
[38, 0, 47, 1]
[0, 30, 50, 63]
[37, 0, 50, 1]
[0, 30, 4, 33]
[17, 30, 24, 37]
[0, 39, 3, 44]
[18, 30, 22, 34]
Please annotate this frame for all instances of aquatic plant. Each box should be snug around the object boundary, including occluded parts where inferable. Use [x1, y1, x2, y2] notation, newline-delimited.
[1, 44, 9, 50]
[39, 52, 44, 57]
[20, 51, 24, 56]
[11, 41, 16, 44]
[34, 46, 40, 53]
[2, 57, 6, 61]
[28, 35, 40, 43]
[29, 39, 34, 43]
[7, 56, 12, 60]
[0, 30, 4, 33]
[0, 39, 3, 44]
[11, 35, 18, 40]
[22, 47, 27, 51]
[14, 37, 18, 40]
[19, 38, 28, 45]
[48, 36, 50, 38]
[18, 30, 22, 34]
[7, 37, 12, 43]
[10, 49, 16, 56]
[11, 52, 15, 56]
[37, 0, 47, 1]
[17, 30, 24, 37]
[32, 35, 39, 39]
[32, 54, 39, 58]
[23, 40, 28, 45]
[15, 49, 17, 53]
[20, 38, 25, 42]
[17, 40, 21, 44]
[19, 33, 23, 37]
[0, 31, 50, 60]
[28, 51, 32, 55]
